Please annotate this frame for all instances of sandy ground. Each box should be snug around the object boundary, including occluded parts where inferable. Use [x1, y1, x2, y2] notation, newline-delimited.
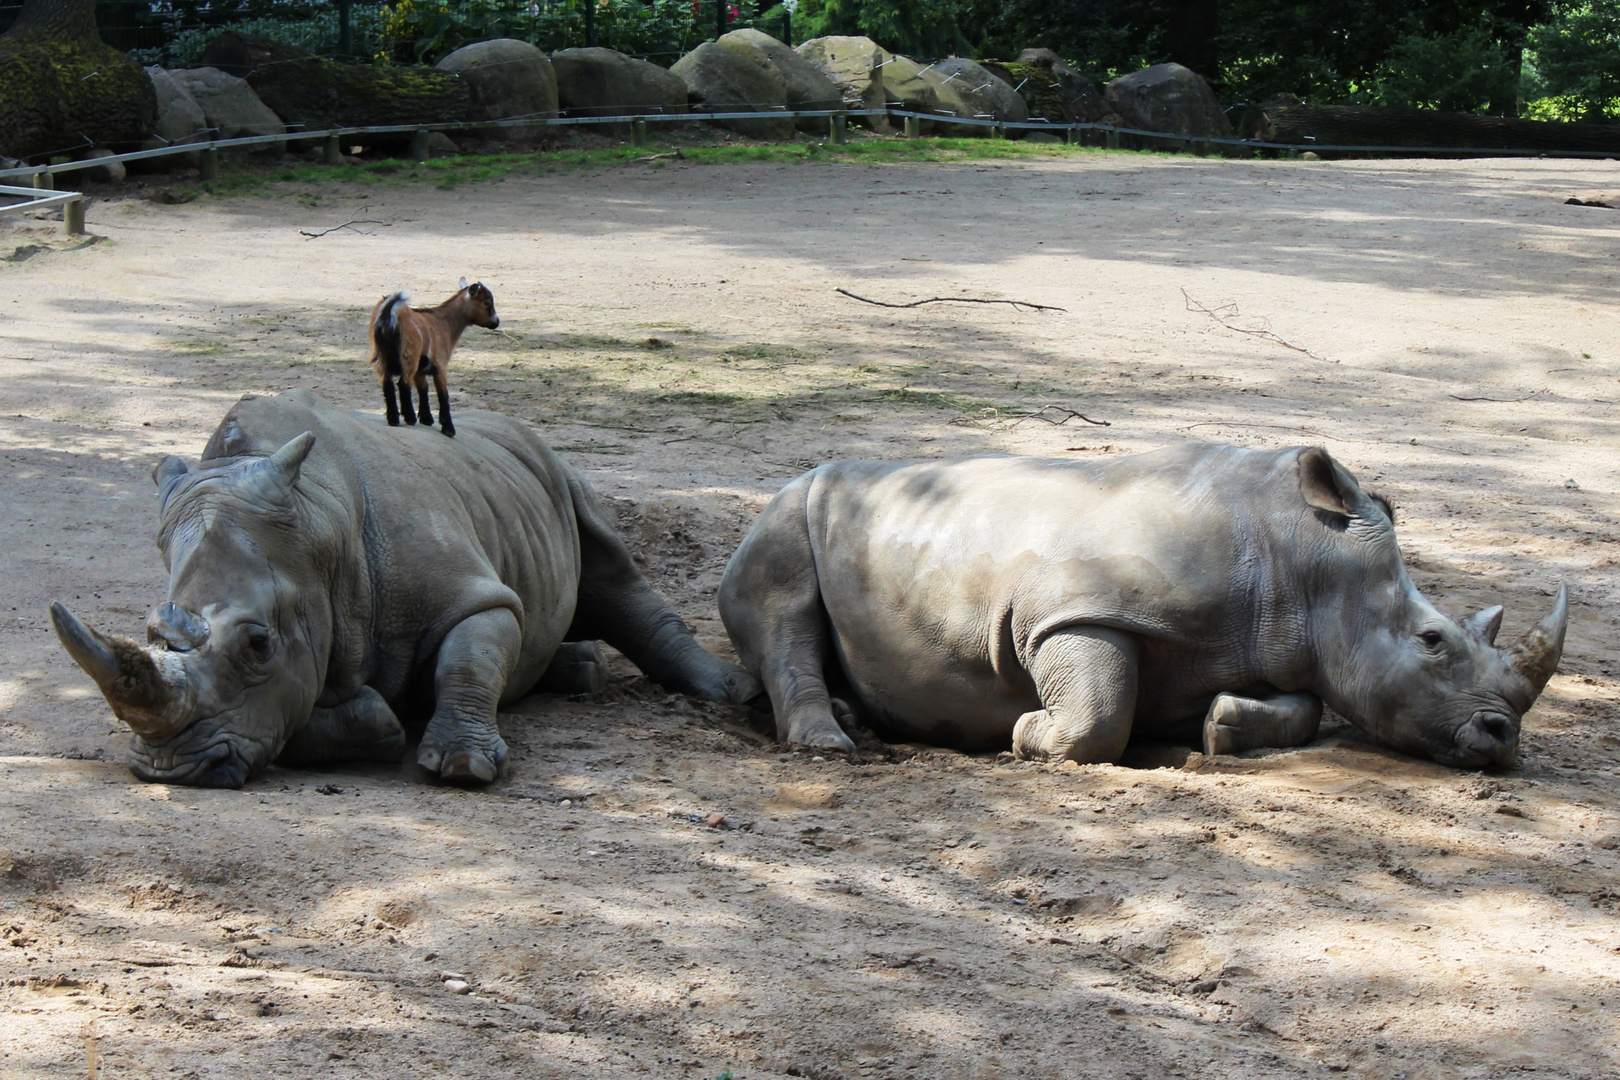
[2, 147, 1619, 1080]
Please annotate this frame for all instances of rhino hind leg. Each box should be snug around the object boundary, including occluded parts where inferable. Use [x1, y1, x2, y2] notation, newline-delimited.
[417, 607, 520, 783]
[1013, 627, 1138, 764]
[566, 474, 762, 706]
[1202, 690, 1322, 757]
[278, 685, 406, 767]
[537, 640, 607, 695]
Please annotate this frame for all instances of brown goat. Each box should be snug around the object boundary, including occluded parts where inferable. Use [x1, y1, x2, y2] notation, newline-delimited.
[368, 277, 500, 437]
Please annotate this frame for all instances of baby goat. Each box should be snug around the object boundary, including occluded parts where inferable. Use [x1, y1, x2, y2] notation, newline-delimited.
[368, 277, 500, 437]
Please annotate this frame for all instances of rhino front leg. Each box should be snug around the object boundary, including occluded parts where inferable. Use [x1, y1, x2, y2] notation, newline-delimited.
[417, 607, 520, 783]
[537, 640, 607, 695]
[277, 685, 406, 767]
[1013, 627, 1138, 764]
[1202, 690, 1322, 756]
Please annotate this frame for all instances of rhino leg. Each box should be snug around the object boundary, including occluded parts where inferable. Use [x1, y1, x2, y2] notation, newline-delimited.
[537, 640, 607, 695]
[566, 474, 762, 706]
[417, 607, 520, 783]
[1202, 691, 1322, 756]
[1012, 627, 1138, 764]
[716, 478, 853, 751]
[277, 685, 406, 766]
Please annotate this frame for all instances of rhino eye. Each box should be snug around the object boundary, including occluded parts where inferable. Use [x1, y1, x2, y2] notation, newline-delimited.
[243, 627, 273, 662]
[1417, 630, 1444, 649]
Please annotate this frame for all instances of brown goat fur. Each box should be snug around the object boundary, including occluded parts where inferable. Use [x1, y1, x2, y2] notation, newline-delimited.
[367, 278, 500, 437]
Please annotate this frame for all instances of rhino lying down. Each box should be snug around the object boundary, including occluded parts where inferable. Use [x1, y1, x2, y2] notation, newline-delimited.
[719, 445, 1568, 768]
[52, 389, 759, 788]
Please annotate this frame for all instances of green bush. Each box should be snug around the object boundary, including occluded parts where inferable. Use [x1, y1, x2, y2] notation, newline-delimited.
[1525, 2, 1620, 122]
[132, 6, 387, 67]
[1354, 26, 1519, 112]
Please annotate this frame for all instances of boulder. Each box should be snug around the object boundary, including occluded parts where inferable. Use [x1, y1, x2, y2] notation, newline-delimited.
[928, 57, 1027, 134]
[247, 60, 470, 137]
[437, 38, 557, 141]
[672, 41, 792, 140]
[986, 50, 1109, 124]
[718, 29, 840, 131]
[551, 47, 688, 126]
[141, 66, 208, 167]
[198, 31, 313, 79]
[795, 36, 889, 133]
[1104, 62, 1232, 140]
[879, 55, 938, 119]
[169, 67, 285, 144]
[82, 147, 126, 183]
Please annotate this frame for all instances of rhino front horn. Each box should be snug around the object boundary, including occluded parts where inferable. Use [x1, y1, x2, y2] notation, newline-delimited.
[49, 602, 192, 741]
[1508, 583, 1569, 697]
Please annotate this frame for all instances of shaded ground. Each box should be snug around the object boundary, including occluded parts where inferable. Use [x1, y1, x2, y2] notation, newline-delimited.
[2, 146, 1618, 1079]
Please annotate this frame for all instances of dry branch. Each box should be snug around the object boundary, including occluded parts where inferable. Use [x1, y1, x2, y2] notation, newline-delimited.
[1182, 288, 1328, 362]
[1448, 387, 1546, 402]
[299, 216, 392, 238]
[954, 403, 1109, 429]
[836, 287, 1066, 313]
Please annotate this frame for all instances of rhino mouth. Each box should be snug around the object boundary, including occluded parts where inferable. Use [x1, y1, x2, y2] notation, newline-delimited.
[127, 723, 272, 789]
[1432, 709, 1520, 770]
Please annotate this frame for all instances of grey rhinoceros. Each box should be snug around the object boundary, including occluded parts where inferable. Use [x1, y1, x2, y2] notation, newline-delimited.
[718, 445, 1568, 769]
[51, 389, 759, 788]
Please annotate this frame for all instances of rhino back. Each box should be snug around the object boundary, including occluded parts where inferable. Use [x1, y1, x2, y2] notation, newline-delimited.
[203, 391, 581, 706]
[803, 445, 1316, 739]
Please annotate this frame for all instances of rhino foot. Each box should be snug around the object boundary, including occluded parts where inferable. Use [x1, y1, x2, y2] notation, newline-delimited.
[785, 699, 856, 753]
[417, 740, 505, 784]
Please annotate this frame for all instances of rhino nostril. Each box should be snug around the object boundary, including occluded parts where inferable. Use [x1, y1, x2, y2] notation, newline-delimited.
[1468, 712, 1515, 749]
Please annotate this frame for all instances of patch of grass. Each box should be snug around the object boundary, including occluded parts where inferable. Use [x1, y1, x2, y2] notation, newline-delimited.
[180, 136, 1139, 198]
[722, 342, 810, 362]
[654, 390, 746, 407]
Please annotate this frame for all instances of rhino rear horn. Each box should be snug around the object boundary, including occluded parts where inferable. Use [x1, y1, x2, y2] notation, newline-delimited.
[50, 602, 190, 740]
[243, 431, 316, 504]
[1460, 605, 1504, 645]
[1507, 584, 1569, 697]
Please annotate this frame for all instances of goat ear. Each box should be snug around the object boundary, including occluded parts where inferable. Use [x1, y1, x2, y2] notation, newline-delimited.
[458, 276, 469, 290]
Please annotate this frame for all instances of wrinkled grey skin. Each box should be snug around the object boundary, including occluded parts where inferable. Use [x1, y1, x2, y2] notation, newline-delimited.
[719, 445, 1568, 769]
[52, 389, 759, 788]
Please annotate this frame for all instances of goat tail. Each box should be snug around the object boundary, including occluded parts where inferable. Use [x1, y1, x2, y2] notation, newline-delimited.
[371, 291, 411, 377]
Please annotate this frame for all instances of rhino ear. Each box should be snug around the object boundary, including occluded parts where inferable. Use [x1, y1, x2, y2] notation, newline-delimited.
[152, 456, 189, 509]
[1297, 446, 1382, 523]
[1461, 605, 1505, 645]
[243, 432, 316, 504]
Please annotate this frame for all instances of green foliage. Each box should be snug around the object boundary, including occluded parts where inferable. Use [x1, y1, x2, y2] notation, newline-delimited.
[794, 0, 971, 58]
[1525, 2, 1620, 121]
[1353, 26, 1520, 111]
[131, 7, 387, 66]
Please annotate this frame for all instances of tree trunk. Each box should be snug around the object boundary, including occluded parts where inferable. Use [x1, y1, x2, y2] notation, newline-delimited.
[0, 0, 156, 162]
[1259, 102, 1620, 154]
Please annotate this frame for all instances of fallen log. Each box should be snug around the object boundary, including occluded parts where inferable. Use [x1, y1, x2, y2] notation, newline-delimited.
[1252, 98, 1620, 154]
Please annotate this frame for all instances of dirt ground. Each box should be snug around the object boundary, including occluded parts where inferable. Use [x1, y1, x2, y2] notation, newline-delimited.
[3, 147, 1619, 1080]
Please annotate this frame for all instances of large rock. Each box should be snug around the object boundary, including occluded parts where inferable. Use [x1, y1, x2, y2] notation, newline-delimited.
[169, 67, 285, 143]
[140, 66, 208, 168]
[795, 36, 889, 133]
[551, 47, 688, 127]
[879, 55, 938, 119]
[986, 50, 1110, 124]
[672, 41, 792, 140]
[247, 60, 470, 139]
[437, 38, 557, 141]
[1104, 62, 1232, 139]
[929, 57, 1027, 134]
[718, 29, 840, 131]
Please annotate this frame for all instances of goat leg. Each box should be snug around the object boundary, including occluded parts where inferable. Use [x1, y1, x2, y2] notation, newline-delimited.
[398, 378, 418, 425]
[382, 379, 400, 426]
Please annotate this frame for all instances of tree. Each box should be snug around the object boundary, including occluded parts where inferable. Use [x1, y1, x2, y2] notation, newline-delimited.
[0, 0, 157, 161]
[1526, 1, 1620, 121]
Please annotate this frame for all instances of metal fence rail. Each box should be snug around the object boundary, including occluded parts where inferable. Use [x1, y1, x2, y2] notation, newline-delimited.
[4, 105, 1616, 235]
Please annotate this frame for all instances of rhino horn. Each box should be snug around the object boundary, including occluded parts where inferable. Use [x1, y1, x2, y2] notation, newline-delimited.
[50, 602, 192, 741]
[243, 431, 316, 504]
[1506, 584, 1569, 699]
[1460, 605, 1504, 645]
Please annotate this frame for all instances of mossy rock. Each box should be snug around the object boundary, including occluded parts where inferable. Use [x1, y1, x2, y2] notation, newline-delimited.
[987, 60, 1108, 125]
[0, 35, 156, 159]
[248, 57, 470, 131]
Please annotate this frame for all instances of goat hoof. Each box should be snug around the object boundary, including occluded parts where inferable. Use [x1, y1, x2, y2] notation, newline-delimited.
[402, 413, 417, 426]
[386, 416, 400, 427]
[440, 423, 455, 438]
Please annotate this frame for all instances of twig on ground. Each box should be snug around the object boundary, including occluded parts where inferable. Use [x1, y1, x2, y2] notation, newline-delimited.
[299, 215, 393, 238]
[1182, 288, 1328, 362]
[954, 404, 1109, 429]
[1448, 387, 1546, 402]
[1182, 421, 1347, 440]
[637, 149, 686, 162]
[836, 287, 1066, 313]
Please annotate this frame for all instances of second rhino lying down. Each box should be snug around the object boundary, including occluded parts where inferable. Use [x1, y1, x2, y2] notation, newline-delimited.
[52, 389, 758, 788]
[720, 445, 1567, 769]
